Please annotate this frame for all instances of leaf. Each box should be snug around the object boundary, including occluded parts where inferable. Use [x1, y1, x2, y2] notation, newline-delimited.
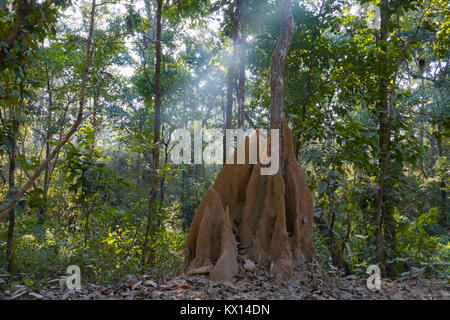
[11, 288, 29, 299]
[131, 281, 142, 290]
[317, 182, 328, 193]
[23, 278, 34, 287]
[145, 280, 158, 288]
[28, 292, 44, 299]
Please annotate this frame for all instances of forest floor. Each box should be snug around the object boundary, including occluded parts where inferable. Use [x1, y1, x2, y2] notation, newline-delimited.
[1, 263, 448, 300]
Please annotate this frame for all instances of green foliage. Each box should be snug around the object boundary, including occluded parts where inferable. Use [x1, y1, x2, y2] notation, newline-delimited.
[395, 207, 449, 276]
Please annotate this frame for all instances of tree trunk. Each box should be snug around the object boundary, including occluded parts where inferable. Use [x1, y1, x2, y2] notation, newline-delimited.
[436, 122, 447, 227]
[39, 79, 54, 224]
[6, 87, 21, 271]
[223, 0, 240, 163]
[374, 1, 396, 276]
[159, 140, 169, 204]
[270, 0, 294, 176]
[142, 0, 163, 268]
[90, 92, 101, 152]
[136, 152, 141, 186]
[84, 206, 90, 248]
[237, 0, 246, 128]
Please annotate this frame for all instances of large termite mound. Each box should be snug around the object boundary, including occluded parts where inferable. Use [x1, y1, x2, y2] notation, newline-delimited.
[185, 119, 314, 281]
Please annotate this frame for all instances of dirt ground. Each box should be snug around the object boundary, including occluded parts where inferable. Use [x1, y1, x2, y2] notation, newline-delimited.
[1, 264, 448, 300]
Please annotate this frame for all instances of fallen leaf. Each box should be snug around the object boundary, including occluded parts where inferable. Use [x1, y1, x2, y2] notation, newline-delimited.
[131, 281, 142, 290]
[244, 259, 257, 271]
[28, 292, 44, 299]
[145, 280, 158, 288]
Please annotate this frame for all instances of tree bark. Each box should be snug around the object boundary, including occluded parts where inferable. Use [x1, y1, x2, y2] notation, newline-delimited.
[237, 0, 246, 128]
[223, 0, 240, 163]
[160, 139, 169, 204]
[142, 0, 163, 267]
[436, 122, 447, 227]
[374, 1, 396, 274]
[39, 78, 54, 224]
[269, 0, 294, 175]
[6, 84, 21, 271]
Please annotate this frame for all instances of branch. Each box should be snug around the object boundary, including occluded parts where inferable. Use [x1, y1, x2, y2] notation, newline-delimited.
[137, 43, 156, 91]
[244, 111, 257, 130]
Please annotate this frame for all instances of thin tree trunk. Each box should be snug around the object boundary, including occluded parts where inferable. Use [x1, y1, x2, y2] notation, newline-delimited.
[374, 1, 397, 276]
[136, 152, 141, 186]
[90, 92, 100, 152]
[237, 0, 246, 128]
[83, 206, 90, 248]
[159, 141, 168, 204]
[375, 0, 389, 265]
[39, 79, 54, 224]
[340, 208, 352, 273]
[224, 1, 240, 163]
[180, 167, 185, 209]
[436, 122, 447, 227]
[6, 84, 21, 271]
[142, 0, 163, 268]
[329, 207, 340, 267]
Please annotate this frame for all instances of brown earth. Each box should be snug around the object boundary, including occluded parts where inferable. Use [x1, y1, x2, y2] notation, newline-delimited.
[185, 118, 314, 281]
[2, 266, 448, 300]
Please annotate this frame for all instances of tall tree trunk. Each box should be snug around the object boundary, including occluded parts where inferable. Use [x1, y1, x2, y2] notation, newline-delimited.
[90, 92, 100, 152]
[142, 0, 163, 268]
[39, 79, 54, 224]
[6, 85, 21, 271]
[237, 0, 246, 128]
[180, 167, 185, 213]
[224, 1, 240, 163]
[436, 122, 447, 227]
[136, 152, 141, 186]
[374, 0, 396, 275]
[83, 206, 90, 248]
[159, 140, 169, 204]
[329, 206, 340, 267]
[269, 0, 294, 175]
